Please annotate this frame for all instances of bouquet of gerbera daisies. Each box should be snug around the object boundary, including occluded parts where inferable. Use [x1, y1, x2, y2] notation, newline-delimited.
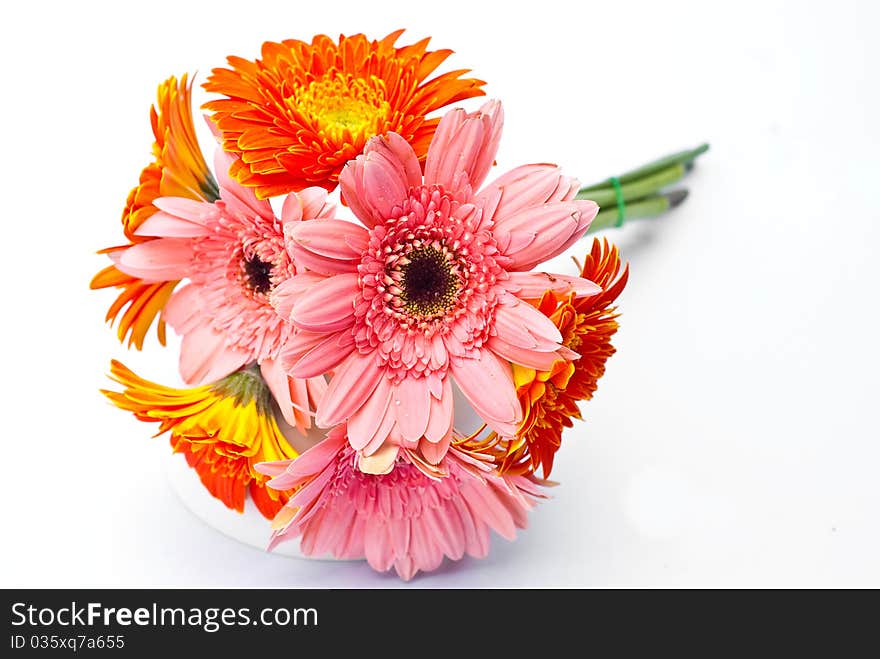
[92, 31, 705, 580]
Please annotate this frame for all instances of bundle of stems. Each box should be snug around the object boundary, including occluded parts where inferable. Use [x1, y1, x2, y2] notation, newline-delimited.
[579, 143, 709, 233]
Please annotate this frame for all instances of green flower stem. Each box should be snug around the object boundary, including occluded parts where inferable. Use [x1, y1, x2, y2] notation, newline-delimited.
[574, 143, 708, 231]
[586, 193, 673, 233]
[575, 163, 686, 207]
[578, 143, 709, 193]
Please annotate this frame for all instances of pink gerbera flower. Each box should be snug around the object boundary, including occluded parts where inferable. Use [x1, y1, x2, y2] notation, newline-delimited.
[256, 425, 545, 580]
[275, 100, 600, 471]
[112, 150, 332, 432]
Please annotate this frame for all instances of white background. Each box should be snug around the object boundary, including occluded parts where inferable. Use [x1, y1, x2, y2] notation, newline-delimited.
[1, 0, 878, 587]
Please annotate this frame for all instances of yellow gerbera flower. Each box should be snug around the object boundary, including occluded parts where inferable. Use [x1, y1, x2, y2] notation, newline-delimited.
[91, 74, 218, 349]
[103, 360, 297, 519]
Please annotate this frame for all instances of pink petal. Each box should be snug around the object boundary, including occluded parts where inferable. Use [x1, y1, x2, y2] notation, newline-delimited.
[450, 350, 521, 437]
[291, 273, 358, 332]
[451, 495, 489, 558]
[339, 135, 414, 228]
[281, 192, 304, 223]
[419, 433, 452, 465]
[494, 295, 563, 349]
[425, 100, 503, 193]
[286, 330, 352, 379]
[306, 376, 328, 412]
[260, 358, 307, 431]
[347, 376, 394, 451]
[362, 150, 408, 220]
[286, 219, 368, 276]
[162, 284, 201, 332]
[253, 459, 292, 480]
[393, 377, 431, 443]
[133, 209, 210, 238]
[339, 158, 375, 229]
[469, 100, 504, 190]
[505, 271, 601, 299]
[316, 351, 384, 428]
[270, 273, 325, 322]
[422, 503, 465, 560]
[299, 187, 337, 220]
[462, 480, 518, 541]
[494, 200, 599, 271]
[487, 336, 563, 371]
[360, 390, 399, 457]
[367, 132, 422, 190]
[364, 522, 395, 573]
[423, 377, 453, 443]
[409, 517, 444, 574]
[177, 322, 249, 385]
[261, 431, 344, 487]
[476, 164, 578, 225]
[114, 238, 193, 282]
[214, 149, 274, 220]
[152, 197, 213, 223]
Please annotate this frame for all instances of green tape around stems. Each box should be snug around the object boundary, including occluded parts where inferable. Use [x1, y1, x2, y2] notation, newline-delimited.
[609, 176, 626, 227]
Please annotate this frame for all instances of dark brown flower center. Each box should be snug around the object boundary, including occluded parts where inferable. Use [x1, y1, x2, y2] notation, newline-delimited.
[400, 247, 459, 318]
[243, 254, 273, 294]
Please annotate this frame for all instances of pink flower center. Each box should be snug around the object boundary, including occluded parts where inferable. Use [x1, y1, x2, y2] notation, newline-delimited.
[187, 204, 296, 361]
[353, 185, 505, 377]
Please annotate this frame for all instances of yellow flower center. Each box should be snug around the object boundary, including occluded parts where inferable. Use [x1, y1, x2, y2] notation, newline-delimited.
[292, 74, 391, 144]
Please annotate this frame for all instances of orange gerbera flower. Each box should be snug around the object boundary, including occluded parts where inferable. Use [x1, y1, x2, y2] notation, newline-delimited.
[90, 74, 219, 349]
[103, 360, 296, 519]
[493, 239, 629, 478]
[202, 30, 485, 198]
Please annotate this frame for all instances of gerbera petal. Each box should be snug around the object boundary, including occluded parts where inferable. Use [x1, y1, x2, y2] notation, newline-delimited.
[362, 147, 410, 222]
[347, 376, 394, 451]
[281, 192, 304, 223]
[505, 271, 601, 299]
[495, 294, 564, 348]
[394, 377, 432, 443]
[368, 132, 422, 190]
[476, 164, 579, 225]
[178, 322, 250, 385]
[259, 358, 310, 432]
[419, 432, 452, 465]
[450, 350, 521, 437]
[316, 351, 384, 428]
[487, 336, 564, 371]
[114, 238, 193, 282]
[423, 376, 453, 443]
[285, 330, 351, 379]
[133, 209, 211, 238]
[338, 157, 376, 228]
[286, 219, 369, 275]
[461, 480, 518, 541]
[214, 149, 274, 220]
[495, 200, 599, 271]
[291, 274, 358, 332]
[424, 99, 503, 192]
[299, 187, 337, 220]
[270, 273, 326, 322]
